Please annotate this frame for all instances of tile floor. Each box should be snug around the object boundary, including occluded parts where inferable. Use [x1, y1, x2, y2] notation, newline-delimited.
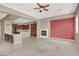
[0, 37, 79, 56]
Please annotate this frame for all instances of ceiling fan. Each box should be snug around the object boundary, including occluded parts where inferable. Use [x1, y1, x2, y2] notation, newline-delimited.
[33, 3, 50, 13]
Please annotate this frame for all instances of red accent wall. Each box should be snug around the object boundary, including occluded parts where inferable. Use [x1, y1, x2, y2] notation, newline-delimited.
[50, 17, 75, 40]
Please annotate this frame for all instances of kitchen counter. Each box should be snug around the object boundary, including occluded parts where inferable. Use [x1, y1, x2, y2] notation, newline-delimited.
[18, 30, 30, 37]
[13, 34, 22, 45]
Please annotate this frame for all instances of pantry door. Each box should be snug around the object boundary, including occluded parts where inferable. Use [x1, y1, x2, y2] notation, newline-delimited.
[31, 23, 37, 37]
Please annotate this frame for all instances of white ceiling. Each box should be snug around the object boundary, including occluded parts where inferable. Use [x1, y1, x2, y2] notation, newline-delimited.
[13, 18, 33, 24]
[0, 3, 77, 19]
[0, 12, 8, 20]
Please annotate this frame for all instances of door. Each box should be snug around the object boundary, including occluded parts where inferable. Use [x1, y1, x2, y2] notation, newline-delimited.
[50, 17, 75, 40]
[31, 23, 37, 37]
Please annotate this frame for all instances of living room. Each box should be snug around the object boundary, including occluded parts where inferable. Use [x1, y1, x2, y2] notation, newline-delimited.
[0, 3, 79, 56]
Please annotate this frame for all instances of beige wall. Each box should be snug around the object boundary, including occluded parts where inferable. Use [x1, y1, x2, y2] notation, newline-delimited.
[0, 22, 2, 36]
[4, 20, 12, 34]
[37, 13, 75, 38]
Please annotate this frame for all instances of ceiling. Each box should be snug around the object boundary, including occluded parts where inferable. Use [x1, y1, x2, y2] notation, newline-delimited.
[0, 12, 8, 20]
[0, 3, 78, 19]
[13, 18, 33, 24]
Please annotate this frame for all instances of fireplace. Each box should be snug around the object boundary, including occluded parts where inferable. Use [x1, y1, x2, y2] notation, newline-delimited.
[41, 30, 47, 36]
[40, 29, 48, 38]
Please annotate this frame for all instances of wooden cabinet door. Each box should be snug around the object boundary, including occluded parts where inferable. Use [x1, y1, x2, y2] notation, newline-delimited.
[31, 23, 37, 37]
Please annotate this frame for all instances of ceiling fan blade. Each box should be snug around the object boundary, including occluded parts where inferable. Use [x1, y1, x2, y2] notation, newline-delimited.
[44, 9, 48, 11]
[44, 4, 50, 7]
[37, 3, 41, 7]
[39, 10, 42, 13]
[33, 8, 40, 9]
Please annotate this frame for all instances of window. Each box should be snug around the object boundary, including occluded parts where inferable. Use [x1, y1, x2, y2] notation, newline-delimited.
[75, 15, 78, 34]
